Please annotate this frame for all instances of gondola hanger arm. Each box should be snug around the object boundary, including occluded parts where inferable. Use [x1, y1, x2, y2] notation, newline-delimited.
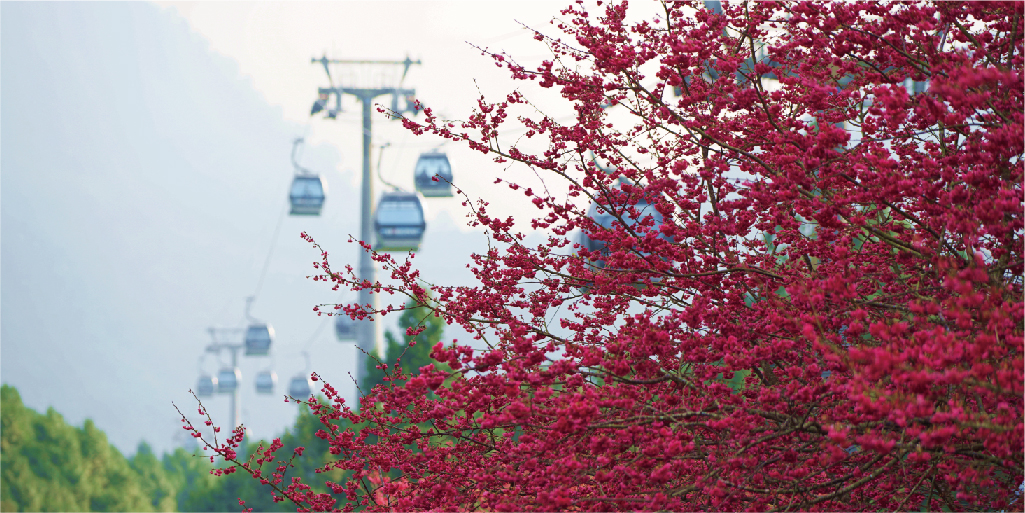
[376, 142, 403, 192]
[291, 138, 314, 176]
[244, 296, 257, 323]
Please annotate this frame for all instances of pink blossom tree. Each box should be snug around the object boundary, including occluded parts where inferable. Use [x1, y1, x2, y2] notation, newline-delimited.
[185, 1, 1023, 510]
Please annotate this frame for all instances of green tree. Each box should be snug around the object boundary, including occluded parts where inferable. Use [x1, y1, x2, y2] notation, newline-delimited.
[362, 293, 447, 395]
[160, 447, 219, 512]
[0, 384, 159, 511]
[130, 442, 177, 511]
[0, 383, 354, 512]
[171, 401, 355, 512]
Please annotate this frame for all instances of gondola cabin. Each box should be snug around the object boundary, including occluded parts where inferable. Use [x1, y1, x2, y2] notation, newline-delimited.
[580, 202, 618, 261]
[196, 374, 217, 398]
[413, 152, 454, 197]
[255, 370, 277, 395]
[244, 323, 274, 356]
[578, 199, 667, 270]
[288, 375, 314, 399]
[217, 367, 241, 394]
[373, 191, 426, 252]
[335, 315, 356, 341]
[289, 175, 327, 216]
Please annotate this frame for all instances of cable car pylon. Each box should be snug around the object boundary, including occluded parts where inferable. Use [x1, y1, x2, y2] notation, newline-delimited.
[310, 53, 423, 384]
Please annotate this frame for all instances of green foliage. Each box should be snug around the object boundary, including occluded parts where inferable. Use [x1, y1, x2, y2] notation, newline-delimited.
[167, 399, 357, 512]
[1, 384, 160, 511]
[170, 448, 284, 512]
[0, 384, 361, 512]
[159, 447, 219, 512]
[362, 293, 448, 395]
[130, 442, 177, 511]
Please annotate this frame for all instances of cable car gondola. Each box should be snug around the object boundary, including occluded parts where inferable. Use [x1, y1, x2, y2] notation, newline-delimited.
[217, 367, 241, 394]
[373, 191, 426, 252]
[289, 138, 327, 216]
[335, 314, 356, 341]
[195, 356, 217, 397]
[244, 322, 274, 356]
[580, 201, 617, 261]
[196, 374, 217, 398]
[288, 351, 315, 400]
[243, 297, 274, 356]
[578, 198, 669, 280]
[288, 375, 314, 399]
[255, 370, 277, 395]
[578, 155, 667, 271]
[290, 176, 326, 216]
[413, 151, 454, 198]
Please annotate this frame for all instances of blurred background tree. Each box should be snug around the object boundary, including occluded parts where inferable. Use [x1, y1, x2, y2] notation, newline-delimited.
[1, 384, 158, 511]
[361, 292, 448, 396]
[130, 442, 177, 511]
[171, 403, 351, 512]
[0, 384, 347, 511]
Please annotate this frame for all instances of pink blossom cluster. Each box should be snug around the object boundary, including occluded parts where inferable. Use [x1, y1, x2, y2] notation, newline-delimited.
[188, 1, 1022, 511]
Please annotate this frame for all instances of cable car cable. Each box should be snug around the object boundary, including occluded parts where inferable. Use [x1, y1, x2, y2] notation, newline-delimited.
[301, 307, 332, 353]
[249, 197, 289, 308]
[194, 115, 317, 402]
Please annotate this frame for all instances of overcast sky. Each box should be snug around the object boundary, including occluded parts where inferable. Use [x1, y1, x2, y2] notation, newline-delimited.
[3, 0, 673, 457]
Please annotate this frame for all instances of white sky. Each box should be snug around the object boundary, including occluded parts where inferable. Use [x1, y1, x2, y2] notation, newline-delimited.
[155, 1, 666, 212]
[158, 1, 577, 193]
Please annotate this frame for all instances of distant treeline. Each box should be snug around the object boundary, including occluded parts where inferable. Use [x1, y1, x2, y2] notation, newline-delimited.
[1, 383, 314, 512]
[0, 297, 446, 511]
